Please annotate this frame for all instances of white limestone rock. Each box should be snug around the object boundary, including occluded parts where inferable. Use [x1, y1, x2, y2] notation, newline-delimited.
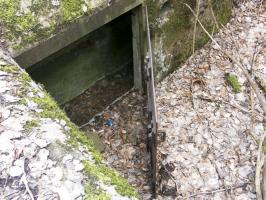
[39, 120, 66, 143]
[9, 165, 23, 177]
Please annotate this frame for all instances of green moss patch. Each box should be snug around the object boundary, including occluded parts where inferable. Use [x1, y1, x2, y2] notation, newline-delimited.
[0, 64, 19, 73]
[85, 181, 111, 200]
[31, 92, 103, 162]
[0, 0, 56, 49]
[19, 72, 32, 86]
[0, 0, 90, 50]
[226, 73, 241, 93]
[84, 160, 140, 198]
[61, 0, 84, 21]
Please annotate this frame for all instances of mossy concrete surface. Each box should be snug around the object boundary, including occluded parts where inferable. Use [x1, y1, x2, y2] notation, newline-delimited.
[1, 0, 142, 68]
[0, 0, 106, 55]
[146, 0, 233, 81]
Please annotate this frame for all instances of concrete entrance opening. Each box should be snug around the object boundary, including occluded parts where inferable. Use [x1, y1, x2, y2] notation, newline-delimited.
[28, 11, 134, 105]
[22, 5, 144, 124]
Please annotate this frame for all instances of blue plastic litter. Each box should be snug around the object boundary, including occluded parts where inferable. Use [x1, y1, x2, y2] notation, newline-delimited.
[107, 119, 114, 127]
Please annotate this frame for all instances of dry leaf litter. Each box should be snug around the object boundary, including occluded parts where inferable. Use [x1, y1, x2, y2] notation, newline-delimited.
[156, 1, 265, 199]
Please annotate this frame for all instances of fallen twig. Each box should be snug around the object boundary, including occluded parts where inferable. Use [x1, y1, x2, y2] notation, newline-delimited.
[20, 174, 34, 200]
[256, 132, 266, 200]
[192, 0, 200, 53]
[184, 182, 253, 199]
[249, 58, 259, 142]
[20, 159, 34, 200]
[263, 154, 266, 200]
[2, 190, 20, 199]
[196, 95, 263, 120]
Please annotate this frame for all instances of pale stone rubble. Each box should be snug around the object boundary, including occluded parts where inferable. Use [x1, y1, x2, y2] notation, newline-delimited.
[156, 1, 265, 199]
[0, 52, 134, 200]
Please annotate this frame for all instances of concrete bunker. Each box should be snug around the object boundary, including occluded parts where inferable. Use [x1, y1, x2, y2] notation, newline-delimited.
[28, 11, 134, 105]
[14, 3, 151, 197]
[28, 10, 142, 125]
[15, 3, 145, 125]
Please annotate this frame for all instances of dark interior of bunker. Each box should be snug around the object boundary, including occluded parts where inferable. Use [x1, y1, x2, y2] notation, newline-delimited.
[28, 12, 134, 124]
[25, 10, 151, 198]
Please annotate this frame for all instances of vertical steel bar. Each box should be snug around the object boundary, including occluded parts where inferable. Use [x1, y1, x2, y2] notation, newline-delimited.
[144, 6, 158, 198]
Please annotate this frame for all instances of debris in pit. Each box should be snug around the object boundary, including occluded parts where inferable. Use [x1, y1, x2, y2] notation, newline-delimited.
[63, 65, 133, 126]
[81, 90, 152, 199]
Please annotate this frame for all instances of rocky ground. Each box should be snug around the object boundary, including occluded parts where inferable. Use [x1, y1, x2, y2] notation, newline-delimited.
[0, 55, 87, 199]
[59, 1, 266, 199]
[0, 51, 136, 200]
[0, 0, 265, 199]
[156, 0, 265, 199]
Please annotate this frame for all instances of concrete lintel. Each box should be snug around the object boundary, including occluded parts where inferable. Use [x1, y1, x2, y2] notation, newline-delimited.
[14, 0, 143, 68]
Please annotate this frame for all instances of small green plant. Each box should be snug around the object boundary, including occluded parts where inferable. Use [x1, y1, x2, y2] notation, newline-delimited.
[226, 73, 241, 93]
[19, 98, 28, 105]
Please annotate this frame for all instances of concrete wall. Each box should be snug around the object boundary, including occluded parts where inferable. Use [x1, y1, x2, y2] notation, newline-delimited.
[13, 0, 233, 104]
[146, 0, 233, 81]
[14, 0, 143, 68]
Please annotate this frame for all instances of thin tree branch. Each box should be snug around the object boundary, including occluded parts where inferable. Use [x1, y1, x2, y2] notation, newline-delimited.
[184, 182, 253, 199]
[193, 0, 200, 53]
[207, 0, 220, 30]
[256, 132, 266, 200]
[19, 159, 34, 200]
